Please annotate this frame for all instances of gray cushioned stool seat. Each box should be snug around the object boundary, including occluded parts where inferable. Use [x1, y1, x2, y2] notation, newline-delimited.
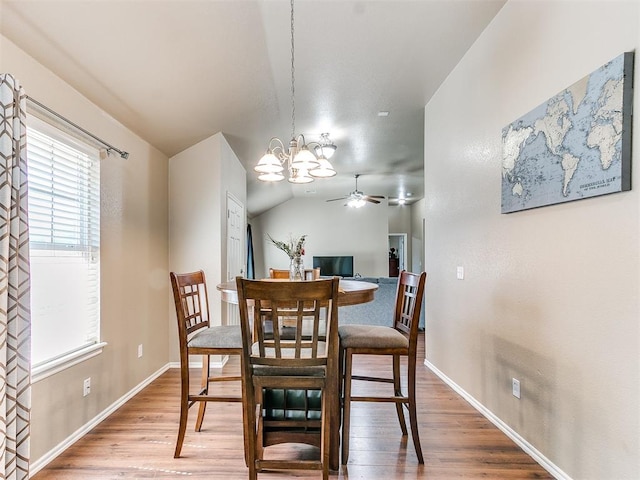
[338, 325, 408, 350]
[188, 325, 243, 349]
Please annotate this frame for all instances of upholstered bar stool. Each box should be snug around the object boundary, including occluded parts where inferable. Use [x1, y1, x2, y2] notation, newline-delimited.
[236, 277, 340, 480]
[170, 270, 243, 458]
[338, 270, 427, 464]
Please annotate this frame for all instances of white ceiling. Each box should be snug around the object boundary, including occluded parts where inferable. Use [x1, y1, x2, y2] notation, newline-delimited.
[0, 0, 505, 216]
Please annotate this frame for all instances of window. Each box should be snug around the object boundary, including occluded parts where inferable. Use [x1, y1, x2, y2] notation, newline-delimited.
[27, 117, 101, 373]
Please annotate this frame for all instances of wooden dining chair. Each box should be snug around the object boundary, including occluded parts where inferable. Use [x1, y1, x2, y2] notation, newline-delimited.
[338, 270, 427, 464]
[269, 267, 320, 280]
[305, 267, 321, 280]
[268, 268, 289, 279]
[170, 270, 243, 458]
[236, 277, 340, 480]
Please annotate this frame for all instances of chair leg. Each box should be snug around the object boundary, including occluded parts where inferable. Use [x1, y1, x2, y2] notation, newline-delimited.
[241, 379, 257, 478]
[407, 355, 424, 464]
[338, 345, 345, 402]
[393, 354, 408, 435]
[175, 361, 190, 458]
[341, 349, 353, 464]
[195, 354, 209, 431]
[321, 387, 330, 480]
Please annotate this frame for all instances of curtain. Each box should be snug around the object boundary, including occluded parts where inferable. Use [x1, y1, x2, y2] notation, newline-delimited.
[246, 224, 255, 279]
[0, 74, 31, 480]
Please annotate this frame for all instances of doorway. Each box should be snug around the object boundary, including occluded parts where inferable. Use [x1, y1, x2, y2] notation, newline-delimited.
[226, 192, 244, 325]
[388, 233, 407, 276]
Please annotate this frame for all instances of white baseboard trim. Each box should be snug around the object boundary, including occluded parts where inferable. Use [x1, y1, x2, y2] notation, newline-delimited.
[424, 360, 571, 480]
[30, 363, 171, 477]
[168, 354, 230, 370]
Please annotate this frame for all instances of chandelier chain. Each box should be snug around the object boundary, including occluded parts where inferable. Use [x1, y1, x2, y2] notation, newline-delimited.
[253, 0, 336, 182]
[290, 0, 295, 140]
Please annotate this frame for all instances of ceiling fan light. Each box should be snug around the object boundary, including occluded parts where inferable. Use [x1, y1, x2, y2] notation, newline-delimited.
[291, 146, 319, 170]
[254, 152, 283, 174]
[347, 197, 366, 208]
[258, 171, 285, 182]
[309, 157, 336, 178]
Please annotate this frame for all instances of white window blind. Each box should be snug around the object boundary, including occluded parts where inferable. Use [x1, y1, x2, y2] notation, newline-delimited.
[27, 117, 101, 368]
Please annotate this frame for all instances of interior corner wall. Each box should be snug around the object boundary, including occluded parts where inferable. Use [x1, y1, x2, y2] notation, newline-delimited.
[424, 2, 639, 479]
[0, 34, 171, 464]
[253, 197, 389, 278]
[168, 132, 246, 362]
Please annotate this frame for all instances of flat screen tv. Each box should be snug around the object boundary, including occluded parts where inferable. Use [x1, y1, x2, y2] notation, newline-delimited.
[313, 256, 354, 278]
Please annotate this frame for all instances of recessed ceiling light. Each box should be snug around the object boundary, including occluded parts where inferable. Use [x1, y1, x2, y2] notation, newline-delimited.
[377, 111, 389, 117]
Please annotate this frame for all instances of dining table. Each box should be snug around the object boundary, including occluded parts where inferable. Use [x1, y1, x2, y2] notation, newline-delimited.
[216, 277, 378, 471]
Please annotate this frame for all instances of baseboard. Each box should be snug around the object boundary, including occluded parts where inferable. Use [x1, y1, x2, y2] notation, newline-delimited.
[168, 354, 230, 370]
[424, 359, 571, 480]
[30, 363, 171, 477]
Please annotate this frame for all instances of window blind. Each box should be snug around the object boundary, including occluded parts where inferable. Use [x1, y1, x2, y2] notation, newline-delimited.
[27, 118, 101, 367]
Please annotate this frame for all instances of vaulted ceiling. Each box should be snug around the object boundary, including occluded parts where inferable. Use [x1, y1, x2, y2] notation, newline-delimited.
[0, 0, 505, 216]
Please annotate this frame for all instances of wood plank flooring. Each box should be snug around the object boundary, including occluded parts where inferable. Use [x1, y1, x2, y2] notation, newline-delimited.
[32, 334, 553, 479]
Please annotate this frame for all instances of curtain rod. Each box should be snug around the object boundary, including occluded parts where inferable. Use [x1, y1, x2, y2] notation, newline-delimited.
[26, 96, 129, 159]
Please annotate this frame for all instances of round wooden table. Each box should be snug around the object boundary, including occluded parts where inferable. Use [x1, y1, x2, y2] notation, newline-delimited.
[216, 278, 378, 306]
[216, 277, 377, 471]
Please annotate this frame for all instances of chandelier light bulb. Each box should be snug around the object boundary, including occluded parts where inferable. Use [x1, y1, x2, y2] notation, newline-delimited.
[254, 151, 284, 174]
[309, 157, 337, 178]
[258, 171, 285, 182]
[291, 145, 319, 170]
[288, 169, 314, 184]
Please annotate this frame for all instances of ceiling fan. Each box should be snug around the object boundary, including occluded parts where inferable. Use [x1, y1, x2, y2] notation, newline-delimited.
[326, 174, 385, 208]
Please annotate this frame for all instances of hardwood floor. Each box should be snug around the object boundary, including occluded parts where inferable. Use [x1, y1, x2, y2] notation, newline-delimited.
[32, 334, 552, 479]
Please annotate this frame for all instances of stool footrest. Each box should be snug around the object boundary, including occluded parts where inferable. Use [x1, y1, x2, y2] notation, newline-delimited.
[351, 374, 394, 384]
[257, 459, 323, 471]
[189, 395, 242, 403]
[350, 395, 408, 403]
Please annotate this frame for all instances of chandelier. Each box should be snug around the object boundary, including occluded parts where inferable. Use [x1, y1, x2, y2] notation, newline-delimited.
[254, 0, 337, 184]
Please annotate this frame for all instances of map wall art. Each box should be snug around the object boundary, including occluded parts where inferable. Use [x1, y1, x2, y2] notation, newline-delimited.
[501, 52, 633, 214]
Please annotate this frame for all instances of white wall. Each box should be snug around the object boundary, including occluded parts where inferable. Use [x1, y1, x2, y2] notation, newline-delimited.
[424, 1, 639, 478]
[252, 197, 389, 278]
[0, 34, 170, 463]
[168, 132, 246, 360]
[410, 199, 425, 274]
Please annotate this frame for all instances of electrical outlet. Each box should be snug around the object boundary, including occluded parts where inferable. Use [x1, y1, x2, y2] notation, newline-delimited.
[512, 378, 521, 399]
[137, 344, 143, 358]
[83, 377, 91, 397]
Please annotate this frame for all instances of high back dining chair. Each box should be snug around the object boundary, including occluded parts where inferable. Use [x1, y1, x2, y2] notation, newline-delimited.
[268, 268, 290, 279]
[269, 267, 320, 280]
[170, 270, 243, 458]
[305, 267, 321, 280]
[236, 277, 340, 480]
[338, 270, 427, 464]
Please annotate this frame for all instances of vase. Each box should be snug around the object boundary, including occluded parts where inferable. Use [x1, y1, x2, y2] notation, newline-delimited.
[289, 255, 304, 281]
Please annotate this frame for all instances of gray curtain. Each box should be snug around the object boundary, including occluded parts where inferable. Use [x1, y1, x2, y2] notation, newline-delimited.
[0, 73, 31, 480]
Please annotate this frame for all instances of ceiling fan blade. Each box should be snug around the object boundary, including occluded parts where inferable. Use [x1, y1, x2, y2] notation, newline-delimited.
[364, 198, 381, 204]
[326, 196, 348, 202]
[367, 195, 385, 199]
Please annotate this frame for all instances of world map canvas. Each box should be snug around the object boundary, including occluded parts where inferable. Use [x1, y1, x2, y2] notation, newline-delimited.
[501, 52, 633, 214]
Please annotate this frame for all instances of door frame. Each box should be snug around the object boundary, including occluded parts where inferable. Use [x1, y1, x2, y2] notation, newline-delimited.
[388, 233, 408, 272]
